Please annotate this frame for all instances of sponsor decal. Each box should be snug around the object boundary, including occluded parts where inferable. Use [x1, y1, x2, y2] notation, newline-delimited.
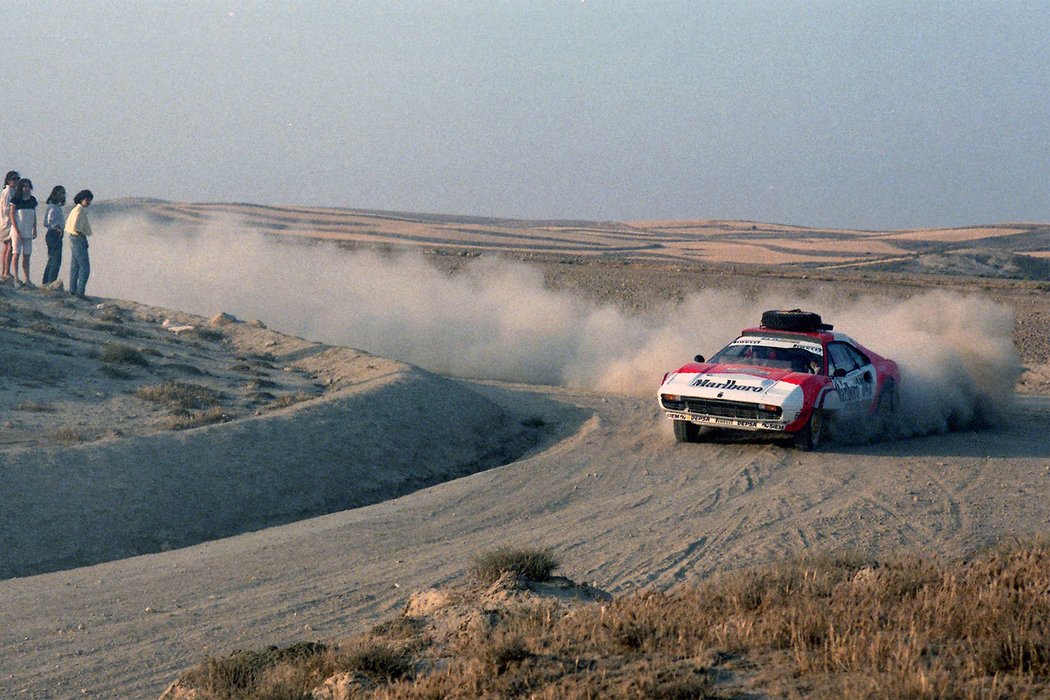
[691, 377, 765, 393]
[733, 337, 823, 355]
[832, 377, 873, 403]
[665, 412, 786, 431]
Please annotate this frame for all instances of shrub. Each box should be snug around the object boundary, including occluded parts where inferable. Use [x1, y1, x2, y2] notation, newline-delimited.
[162, 362, 206, 376]
[471, 546, 560, 584]
[521, 415, 547, 428]
[180, 642, 330, 698]
[99, 343, 148, 366]
[94, 322, 131, 337]
[53, 428, 85, 445]
[100, 365, 134, 380]
[167, 407, 232, 431]
[16, 402, 55, 412]
[136, 382, 223, 410]
[336, 642, 413, 681]
[270, 392, 314, 409]
[192, 328, 225, 343]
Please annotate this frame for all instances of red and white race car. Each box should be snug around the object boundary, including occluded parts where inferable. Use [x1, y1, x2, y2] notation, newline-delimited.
[658, 310, 900, 450]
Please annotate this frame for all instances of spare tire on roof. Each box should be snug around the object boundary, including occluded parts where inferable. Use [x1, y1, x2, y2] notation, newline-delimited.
[761, 309, 832, 332]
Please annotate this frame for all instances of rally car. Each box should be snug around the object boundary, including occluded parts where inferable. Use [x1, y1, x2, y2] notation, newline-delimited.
[658, 310, 900, 450]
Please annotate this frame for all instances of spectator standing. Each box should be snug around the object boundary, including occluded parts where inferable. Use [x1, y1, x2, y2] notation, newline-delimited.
[41, 186, 66, 285]
[65, 189, 93, 299]
[0, 170, 19, 281]
[9, 178, 38, 288]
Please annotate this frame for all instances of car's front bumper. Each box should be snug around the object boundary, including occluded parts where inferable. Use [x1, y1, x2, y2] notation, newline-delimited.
[663, 410, 790, 432]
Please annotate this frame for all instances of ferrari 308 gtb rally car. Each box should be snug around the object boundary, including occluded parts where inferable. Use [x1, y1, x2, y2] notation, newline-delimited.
[658, 310, 900, 450]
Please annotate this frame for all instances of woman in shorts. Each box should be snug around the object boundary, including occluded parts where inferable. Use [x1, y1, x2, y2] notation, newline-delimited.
[8, 178, 37, 288]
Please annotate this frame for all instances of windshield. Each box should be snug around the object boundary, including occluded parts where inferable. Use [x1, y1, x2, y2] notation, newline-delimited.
[709, 336, 824, 374]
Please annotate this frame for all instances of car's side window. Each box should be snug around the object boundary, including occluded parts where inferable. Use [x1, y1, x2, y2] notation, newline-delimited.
[845, 344, 870, 368]
[827, 343, 855, 374]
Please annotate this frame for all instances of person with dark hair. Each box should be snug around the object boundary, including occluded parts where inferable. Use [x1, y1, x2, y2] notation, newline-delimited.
[42, 186, 66, 285]
[65, 189, 94, 299]
[9, 178, 38, 288]
[0, 170, 19, 281]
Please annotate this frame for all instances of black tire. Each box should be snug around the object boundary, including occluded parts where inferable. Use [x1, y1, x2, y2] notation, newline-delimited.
[875, 380, 898, 436]
[793, 410, 825, 451]
[761, 309, 829, 333]
[673, 420, 703, 443]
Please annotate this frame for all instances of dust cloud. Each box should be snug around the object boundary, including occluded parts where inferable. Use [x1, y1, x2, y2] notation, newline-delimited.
[92, 213, 1022, 438]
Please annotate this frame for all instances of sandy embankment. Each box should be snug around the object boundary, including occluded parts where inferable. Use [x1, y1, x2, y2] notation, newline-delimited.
[0, 288, 535, 580]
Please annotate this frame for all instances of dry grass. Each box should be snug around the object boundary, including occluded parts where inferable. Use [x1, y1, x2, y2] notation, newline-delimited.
[167, 407, 233, 431]
[175, 641, 412, 700]
[16, 401, 55, 413]
[94, 321, 132, 337]
[269, 392, 315, 409]
[52, 428, 85, 445]
[471, 545, 561, 585]
[166, 540, 1050, 699]
[100, 365, 135, 380]
[136, 382, 224, 410]
[98, 343, 149, 366]
[191, 328, 226, 343]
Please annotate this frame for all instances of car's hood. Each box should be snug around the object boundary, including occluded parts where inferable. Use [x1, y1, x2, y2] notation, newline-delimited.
[662, 364, 809, 403]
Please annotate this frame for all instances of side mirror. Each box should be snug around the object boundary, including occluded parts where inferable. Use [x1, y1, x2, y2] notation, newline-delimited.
[694, 355, 705, 363]
[833, 367, 847, 378]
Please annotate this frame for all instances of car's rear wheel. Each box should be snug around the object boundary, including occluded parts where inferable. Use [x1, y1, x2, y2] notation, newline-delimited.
[875, 380, 898, 436]
[673, 419, 703, 443]
[793, 410, 825, 451]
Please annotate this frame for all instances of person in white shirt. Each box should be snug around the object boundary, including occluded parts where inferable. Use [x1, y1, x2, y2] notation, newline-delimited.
[0, 170, 20, 281]
[42, 185, 66, 285]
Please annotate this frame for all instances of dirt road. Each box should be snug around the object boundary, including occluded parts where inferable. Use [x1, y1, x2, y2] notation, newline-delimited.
[2, 383, 1048, 699]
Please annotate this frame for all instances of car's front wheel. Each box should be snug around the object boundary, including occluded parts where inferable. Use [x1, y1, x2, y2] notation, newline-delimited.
[673, 419, 703, 443]
[793, 410, 825, 451]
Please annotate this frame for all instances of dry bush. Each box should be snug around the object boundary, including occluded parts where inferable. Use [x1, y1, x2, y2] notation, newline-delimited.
[269, 392, 314, 409]
[136, 382, 224, 410]
[179, 642, 333, 700]
[29, 321, 70, 338]
[98, 343, 149, 366]
[94, 322, 132, 337]
[162, 362, 207, 376]
[52, 428, 85, 445]
[100, 365, 135, 380]
[96, 305, 122, 323]
[16, 401, 55, 412]
[471, 546, 560, 585]
[336, 642, 414, 681]
[168, 407, 233, 431]
[245, 377, 277, 390]
[192, 328, 225, 343]
[175, 641, 413, 699]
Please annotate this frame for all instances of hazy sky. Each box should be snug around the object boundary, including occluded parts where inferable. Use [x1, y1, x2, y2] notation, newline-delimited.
[10, 1, 1050, 229]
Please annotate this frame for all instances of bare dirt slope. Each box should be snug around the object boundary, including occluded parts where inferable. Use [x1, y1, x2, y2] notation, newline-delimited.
[0, 288, 535, 580]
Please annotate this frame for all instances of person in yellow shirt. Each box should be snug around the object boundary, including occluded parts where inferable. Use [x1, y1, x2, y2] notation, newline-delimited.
[65, 189, 93, 299]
